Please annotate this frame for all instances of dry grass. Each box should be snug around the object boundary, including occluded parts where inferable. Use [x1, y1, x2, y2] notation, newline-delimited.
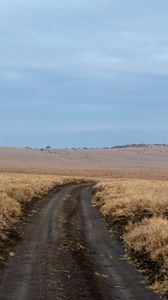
[2, 166, 168, 181]
[124, 217, 168, 295]
[0, 173, 85, 232]
[124, 217, 168, 266]
[93, 179, 168, 217]
[93, 178, 168, 296]
[0, 192, 21, 231]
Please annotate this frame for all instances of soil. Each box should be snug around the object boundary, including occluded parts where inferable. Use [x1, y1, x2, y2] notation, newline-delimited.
[0, 184, 160, 300]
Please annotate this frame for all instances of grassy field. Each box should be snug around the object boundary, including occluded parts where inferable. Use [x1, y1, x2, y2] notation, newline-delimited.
[93, 178, 168, 296]
[2, 166, 168, 181]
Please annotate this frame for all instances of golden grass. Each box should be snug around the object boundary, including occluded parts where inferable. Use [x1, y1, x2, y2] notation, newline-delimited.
[93, 179, 168, 217]
[0, 173, 86, 232]
[0, 192, 21, 230]
[124, 217, 168, 295]
[1, 166, 168, 181]
[124, 217, 168, 266]
[93, 178, 168, 296]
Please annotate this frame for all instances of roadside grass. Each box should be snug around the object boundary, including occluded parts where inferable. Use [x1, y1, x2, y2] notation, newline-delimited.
[93, 179, 168, 296]
[124, 217, 168, 267]
[93, 179, 168, 217]
[0, 173, 86, 233]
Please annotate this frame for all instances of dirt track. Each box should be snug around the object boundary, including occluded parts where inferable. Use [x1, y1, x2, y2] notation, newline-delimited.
[0, 184, 160, 300]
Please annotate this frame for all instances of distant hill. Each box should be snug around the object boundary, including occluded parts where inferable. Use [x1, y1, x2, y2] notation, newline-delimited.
[0, 145, 168, 171]
[35, 144, 168, 152]
[111, 144, 168, 149]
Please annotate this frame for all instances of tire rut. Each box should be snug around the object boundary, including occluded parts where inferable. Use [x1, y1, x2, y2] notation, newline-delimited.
[58, 187, 103, 300]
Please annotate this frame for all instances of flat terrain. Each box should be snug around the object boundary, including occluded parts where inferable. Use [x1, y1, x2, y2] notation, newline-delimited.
[0, 184, 159, 300]
[1, 146, 168, 171]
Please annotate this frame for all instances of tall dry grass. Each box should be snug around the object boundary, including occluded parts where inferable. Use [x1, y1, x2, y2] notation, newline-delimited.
[93, 179, 168, 295]
[124, 217, 168, 266]
[93, 179, 168, 217]
[0, 173, 85, 232]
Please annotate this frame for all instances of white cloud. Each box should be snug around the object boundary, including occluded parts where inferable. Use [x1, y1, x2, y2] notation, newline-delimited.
[0, 0, 168, 78]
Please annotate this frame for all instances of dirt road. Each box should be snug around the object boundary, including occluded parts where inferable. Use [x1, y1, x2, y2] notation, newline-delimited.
[0, 184, 160, 300]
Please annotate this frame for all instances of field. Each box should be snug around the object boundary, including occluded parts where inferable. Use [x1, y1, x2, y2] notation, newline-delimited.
[1, 145, 168, 172]
[0, 146, 168, 298]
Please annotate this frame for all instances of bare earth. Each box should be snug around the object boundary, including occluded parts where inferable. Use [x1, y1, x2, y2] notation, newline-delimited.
[0, 146, 168, 170]
[0, 184, 159, 300]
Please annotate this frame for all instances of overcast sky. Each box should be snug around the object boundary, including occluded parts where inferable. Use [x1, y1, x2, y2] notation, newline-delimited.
[0, 0, 168, 147]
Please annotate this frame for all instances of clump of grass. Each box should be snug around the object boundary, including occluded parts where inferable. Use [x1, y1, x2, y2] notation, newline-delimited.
[93, 179, 168, 296]
[124, 217, 168, 267]
[0, 173, 86, 234]
[93, 179, 168, 218]
[0, 174, 64, 203]
[124, 217, 168, 296]
[0, 192, 21, 230]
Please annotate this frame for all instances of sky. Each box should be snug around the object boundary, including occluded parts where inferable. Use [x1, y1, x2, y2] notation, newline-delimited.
[0, 0, 168, 148]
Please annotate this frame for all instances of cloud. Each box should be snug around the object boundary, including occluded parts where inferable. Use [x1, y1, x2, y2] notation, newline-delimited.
[1, 0, 168, 147]
[1, 0, 168, 78]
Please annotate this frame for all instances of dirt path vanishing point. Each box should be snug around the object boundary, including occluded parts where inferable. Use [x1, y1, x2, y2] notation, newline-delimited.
[0, 184, 160, 300]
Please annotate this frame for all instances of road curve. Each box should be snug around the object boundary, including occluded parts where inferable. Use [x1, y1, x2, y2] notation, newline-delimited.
[0, 184, 160, 300]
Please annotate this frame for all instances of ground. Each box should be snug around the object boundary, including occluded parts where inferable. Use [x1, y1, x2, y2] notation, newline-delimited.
[0, 184, 159, 300]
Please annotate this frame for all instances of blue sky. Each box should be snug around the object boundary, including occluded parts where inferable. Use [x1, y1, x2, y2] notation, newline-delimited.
[0, 0, 168, 148]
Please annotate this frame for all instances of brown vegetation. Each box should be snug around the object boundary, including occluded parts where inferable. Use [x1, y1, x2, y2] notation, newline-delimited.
[93, 179, 168, 217]
[124, 217, 168, 267]
[0, 173, 86, 234]
[93, 179, 168, 296]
